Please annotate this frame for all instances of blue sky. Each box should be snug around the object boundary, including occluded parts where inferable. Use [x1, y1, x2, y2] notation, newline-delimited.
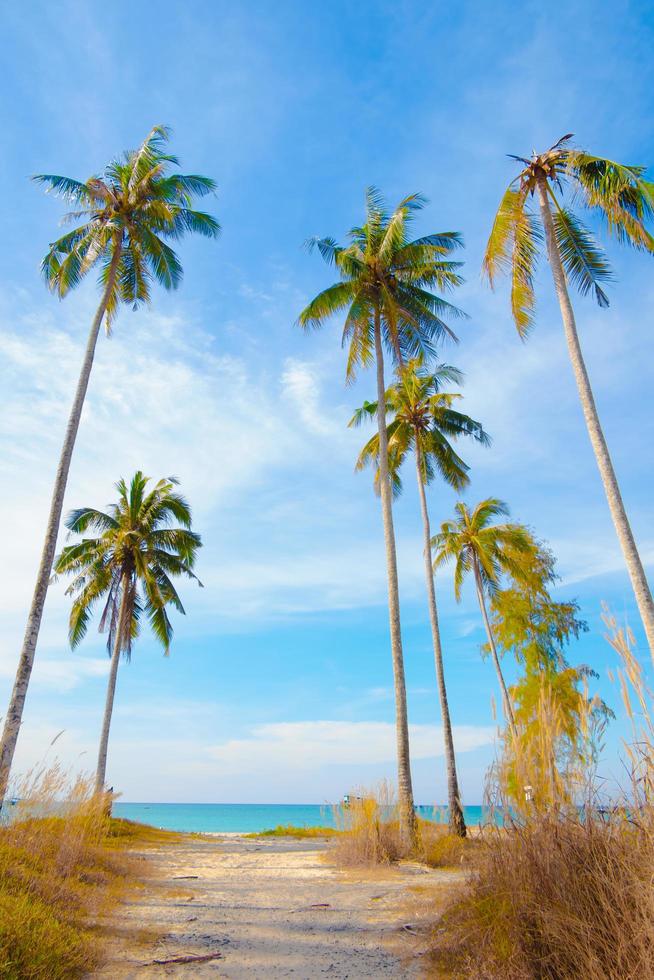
[1, 0, 653, 804]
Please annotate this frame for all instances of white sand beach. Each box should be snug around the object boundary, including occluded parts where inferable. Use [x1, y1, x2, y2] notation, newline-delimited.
[93, 833, 463, 978]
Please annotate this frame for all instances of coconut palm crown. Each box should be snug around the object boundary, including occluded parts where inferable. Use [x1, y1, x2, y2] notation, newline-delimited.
[433, 498, 533, 602]
[34, 124, 220, 325]
[349, 359, 490, 494]
[298, 187, 466, 379]
[433, 499, 536, 735]
[54, 472, 202, 656]
[483, 133, 654, 335]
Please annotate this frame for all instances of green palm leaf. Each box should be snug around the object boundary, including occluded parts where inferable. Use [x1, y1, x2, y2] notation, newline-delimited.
[297, 282, 355, 329]
[567, 151, 654, 252]
[31, 174, 93, 204]
[550, 197, 611, 307]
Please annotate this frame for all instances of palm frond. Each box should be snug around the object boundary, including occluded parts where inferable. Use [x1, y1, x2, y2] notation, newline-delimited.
[157, 173, 217, 200]
[297, 281, 355, 330]
[348, 400, 379, 429]
[511, 199, 541, 337]
[344, 311, 374, 383]
[483, 182, 523, 286]
[364, 185, 388, 225]
[32, 174, 93, 204]
[473, 498, 510, 526]
[568, 150, 654, 252]
[550, 194, 612, 306]
[178, 207, 221, 238]
[64, 507, 118, 534]
[410, 231, 464, 251]
[420, 428, 470, 490]
[128, 124, 175, 189]
[139, 228, 183, 290]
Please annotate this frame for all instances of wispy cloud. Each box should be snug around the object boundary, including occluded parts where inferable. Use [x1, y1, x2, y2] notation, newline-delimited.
[207, 719, 496, 773]
[0, 651, 109, 692]
[281, 357, 342, 436]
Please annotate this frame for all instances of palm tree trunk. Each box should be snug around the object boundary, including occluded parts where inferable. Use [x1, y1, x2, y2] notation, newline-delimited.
[536, 178, 654, 661]
[0, 243, 122, 804]
[95, 579, 129, 794]
[95, 640, 121, 794]
[473, 559, 518, 738]
[373, 310, 417, 848]
[414, 445, 466, 837]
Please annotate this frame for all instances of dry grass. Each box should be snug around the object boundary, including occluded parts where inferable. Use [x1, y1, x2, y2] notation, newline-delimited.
[426, 611, 654, 980]
[429, 813, 654, 979]
[332, 782, 406, 865]
[0, 766, 163, 979]
[330, 783, 475, 868]
[416, 821, 477, 869]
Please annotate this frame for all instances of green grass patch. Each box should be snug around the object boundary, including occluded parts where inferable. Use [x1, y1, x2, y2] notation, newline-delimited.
[245, 824, 341, 839]
[106, 816, 185, 846]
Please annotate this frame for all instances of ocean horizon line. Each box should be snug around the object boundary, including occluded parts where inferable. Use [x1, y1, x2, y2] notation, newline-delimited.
[117, 800, 485, 807]
[112, 801, 489, 834]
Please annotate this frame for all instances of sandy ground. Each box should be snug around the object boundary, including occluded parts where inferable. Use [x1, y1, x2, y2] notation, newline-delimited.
[92, 833, 464, 979]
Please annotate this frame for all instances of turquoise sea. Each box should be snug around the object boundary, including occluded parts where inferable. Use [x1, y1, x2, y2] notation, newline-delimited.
[112, 802, 488, 833]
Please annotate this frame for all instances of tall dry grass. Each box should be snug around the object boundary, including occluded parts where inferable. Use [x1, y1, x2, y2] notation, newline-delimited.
[427, 610, 654, 980]
[331, 782, 474, 868]
[0, 764, 133, 979]
[332, 781, 405, 864]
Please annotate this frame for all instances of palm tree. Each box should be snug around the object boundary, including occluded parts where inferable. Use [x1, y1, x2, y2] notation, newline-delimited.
[53, 472, 202, 793]
[350, 360, 490, 837]
[0, 126, 219, 801]
[432, 499, 534, 738]
[298, 188, 466, 845]
[483, 134, 654, 658]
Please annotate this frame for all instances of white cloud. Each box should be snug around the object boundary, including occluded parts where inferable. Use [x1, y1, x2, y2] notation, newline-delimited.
[0, 653, 109, 693]
[5, 703, 496, 806]
[281, 357, 345, 436]
[207, 719, 495, 774]
[554, 538, 654, 589]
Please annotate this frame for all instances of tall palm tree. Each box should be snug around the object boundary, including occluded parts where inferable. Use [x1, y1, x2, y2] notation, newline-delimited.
[0, 126, 219, 801]
[483, 134, 654, 658]
[350, 360, 489, 837]
[298, 188, 466, 844]
[432, 499, 534, 738]
[53, 472, 202, 792]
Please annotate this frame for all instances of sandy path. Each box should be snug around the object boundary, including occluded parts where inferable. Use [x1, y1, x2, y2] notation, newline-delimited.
[93, 834, 460, 978]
